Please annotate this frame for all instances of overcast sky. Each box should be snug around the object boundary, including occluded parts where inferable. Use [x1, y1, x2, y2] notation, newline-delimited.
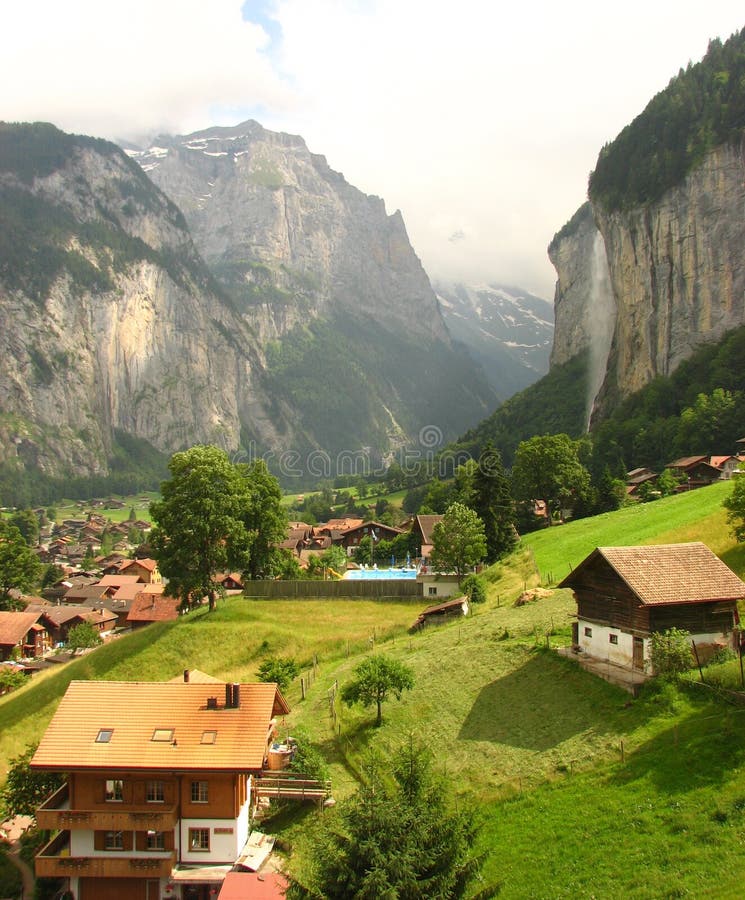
[3, 2, 743, 298]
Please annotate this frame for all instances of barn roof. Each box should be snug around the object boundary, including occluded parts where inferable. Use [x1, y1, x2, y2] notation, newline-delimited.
[559, 542, 745, 606]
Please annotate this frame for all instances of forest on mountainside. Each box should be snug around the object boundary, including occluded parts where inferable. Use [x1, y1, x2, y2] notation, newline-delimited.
[451, 325, 745, 483]
[589, 27, 745, 212]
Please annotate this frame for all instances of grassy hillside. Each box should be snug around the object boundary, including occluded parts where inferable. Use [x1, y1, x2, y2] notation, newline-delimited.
[3, 483, 745, 896]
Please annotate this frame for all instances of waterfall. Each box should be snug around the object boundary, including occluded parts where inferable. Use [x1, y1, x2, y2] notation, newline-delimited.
[586, 230, 616, 429]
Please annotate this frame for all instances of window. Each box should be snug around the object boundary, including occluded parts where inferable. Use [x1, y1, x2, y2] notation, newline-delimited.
[95, 728, 113, 743]
[191, 780, 208, 803]
[584, 627, 592, 638]
[146, 780, 164, 803]
[428, 587, 437, 596]
[105, 779, 123, 802]
[189, 827, 210, 851]
[146, 831, 166, 851]
[151, 728, 174, 742]
[105, 831, 124, 850]
[609, 633, 619, 645]
[200, 730, 217, 745]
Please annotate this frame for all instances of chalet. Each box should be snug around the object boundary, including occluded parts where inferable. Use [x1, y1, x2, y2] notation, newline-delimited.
[411, 514, 443, 559]
[32, 679, 290, 900]
[127, 594, 181, 629]
[559, 543, 745, 673]
[665, 456, 722, 489]
[214, 573, 244, 593]
[118, 558, 161, 584]
[626, 467, 658, 497]
[339, 521, 406, 554]
[709, 455, 740, 479]
[0, 611, 50, 660]
[25, 604, 118, 645]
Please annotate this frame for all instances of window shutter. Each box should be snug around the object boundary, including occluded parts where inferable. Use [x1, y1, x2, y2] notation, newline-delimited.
[164, 830, 175, 851]
[94, 831, 105, 851]
[135, 831, 146, 851]
[122, 831, 133, 851]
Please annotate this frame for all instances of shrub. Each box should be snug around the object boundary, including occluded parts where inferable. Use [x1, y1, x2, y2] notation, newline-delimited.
[649, 628, 692, 680]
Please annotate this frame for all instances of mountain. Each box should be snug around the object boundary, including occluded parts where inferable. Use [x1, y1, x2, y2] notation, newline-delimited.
[0, 121, 498, 496]
[434, 282, 553, 398]
[549, 29, 745, 424]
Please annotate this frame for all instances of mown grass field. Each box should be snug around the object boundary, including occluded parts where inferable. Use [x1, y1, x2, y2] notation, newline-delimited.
[3, 483, 745, 897]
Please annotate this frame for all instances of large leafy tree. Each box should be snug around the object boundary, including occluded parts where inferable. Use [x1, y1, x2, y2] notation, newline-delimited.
[511, 433, 591, 525]
[340, 654, 414, 727]
[430, 502, 487, 576]
[471, 441, 517, 562]
[286, 742, 498, 899]
[238, 459, 288, 579]
[0, 520, 41, 608]
[150, 446, 253, 611]
[1, 742, 64, 818]
[724, 477, 745, 542]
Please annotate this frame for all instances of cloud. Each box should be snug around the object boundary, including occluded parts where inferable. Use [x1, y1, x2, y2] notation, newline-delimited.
[3, 1, 744, 296]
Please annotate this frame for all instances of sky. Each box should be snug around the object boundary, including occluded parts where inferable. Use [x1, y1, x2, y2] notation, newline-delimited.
[3, 2, 743, 299]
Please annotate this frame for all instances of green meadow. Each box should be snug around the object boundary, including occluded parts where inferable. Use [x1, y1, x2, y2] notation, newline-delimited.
[3, 481, 745, 897]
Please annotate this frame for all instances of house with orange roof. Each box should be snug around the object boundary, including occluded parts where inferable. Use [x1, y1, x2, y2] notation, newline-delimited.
[127, 593, 181, 629]
[32, 678, 290, 900]
[559, 542, 745, 674]
[118, 558, 162, 584]
[0, 610, 50, 660]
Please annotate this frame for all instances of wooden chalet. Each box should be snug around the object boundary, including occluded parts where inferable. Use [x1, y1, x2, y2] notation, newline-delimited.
[339, 521, 406, 554]
[118, 558, 161, 584]
[0, 610, 50, 660]
[411, 514, 443, 559]
[559, 543, 745, 673]
[665, 456, 722, 489]
[25, 604, 117, 645]
[32, 679, 290, 900]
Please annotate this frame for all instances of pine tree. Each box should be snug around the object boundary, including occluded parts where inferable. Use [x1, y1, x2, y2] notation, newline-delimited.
[471, 442, 517, 563]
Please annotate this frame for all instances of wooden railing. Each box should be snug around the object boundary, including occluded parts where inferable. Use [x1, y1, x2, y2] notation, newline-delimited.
[255, 772, 331, 802]
[35, 832, 175, 879]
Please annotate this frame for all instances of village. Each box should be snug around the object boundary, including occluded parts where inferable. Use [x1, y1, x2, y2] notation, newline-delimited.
[2, 449, 745, 899]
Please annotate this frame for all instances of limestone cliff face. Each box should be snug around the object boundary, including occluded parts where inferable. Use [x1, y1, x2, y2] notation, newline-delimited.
[131, 121, 450, 345]
[0, 123, 496, 481]
[0, 129, 260, 477]
[549, 140, 745, 417]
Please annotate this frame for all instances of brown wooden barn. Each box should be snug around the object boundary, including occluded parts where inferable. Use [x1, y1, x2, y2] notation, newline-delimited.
[559, 542, 745, 673]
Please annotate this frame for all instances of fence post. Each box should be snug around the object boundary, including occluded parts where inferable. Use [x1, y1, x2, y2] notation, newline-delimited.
[301, 677, 306, 700]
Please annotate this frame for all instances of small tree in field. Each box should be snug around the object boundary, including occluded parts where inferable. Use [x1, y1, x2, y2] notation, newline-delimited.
[66, 622, 103, 652]
[341, 655, 414, 726]
[650, 627, 692, 679]
[724, 477, 745, 542]
[257, 655, 299, 691]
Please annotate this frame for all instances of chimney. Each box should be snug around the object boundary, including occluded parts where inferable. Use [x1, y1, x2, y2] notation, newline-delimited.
[183, 669, 190, 683]
[207, 697, 218, 709]
[225, 683, 233, 709]
[232, 683, 240, 709]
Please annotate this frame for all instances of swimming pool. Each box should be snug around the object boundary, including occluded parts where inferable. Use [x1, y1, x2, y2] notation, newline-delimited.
[343, 567, 418, 580]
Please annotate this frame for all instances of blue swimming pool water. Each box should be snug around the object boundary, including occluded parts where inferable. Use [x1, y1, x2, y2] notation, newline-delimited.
[343, 567, 418, 580]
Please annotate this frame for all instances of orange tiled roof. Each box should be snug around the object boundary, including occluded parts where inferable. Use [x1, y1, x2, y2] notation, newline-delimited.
[127, 593, 180, 623]
[120, 558, 158, 572]
[561, 542, 745, 606]
[31, 680, 290, 772]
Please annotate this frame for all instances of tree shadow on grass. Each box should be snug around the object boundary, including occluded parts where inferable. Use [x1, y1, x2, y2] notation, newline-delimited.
[458, 650, 647, 751]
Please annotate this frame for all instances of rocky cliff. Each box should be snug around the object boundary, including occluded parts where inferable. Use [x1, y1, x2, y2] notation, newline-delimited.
[549, 30, 745, 423]
[0, 122, 497, 487]
[549, 139, 745, 421]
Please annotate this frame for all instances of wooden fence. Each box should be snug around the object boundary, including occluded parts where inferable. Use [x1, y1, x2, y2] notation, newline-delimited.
[243, 579, 423, 599]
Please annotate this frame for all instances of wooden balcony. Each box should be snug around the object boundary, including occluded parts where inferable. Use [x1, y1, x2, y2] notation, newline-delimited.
[36, 831, 175, 880]
[36, 783, 178, 831]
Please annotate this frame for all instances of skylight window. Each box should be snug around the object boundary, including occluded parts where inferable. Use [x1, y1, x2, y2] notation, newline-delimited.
[151, 728, 175, 742]
[200, 730, 217, 745]
[96, 729, 114, 743]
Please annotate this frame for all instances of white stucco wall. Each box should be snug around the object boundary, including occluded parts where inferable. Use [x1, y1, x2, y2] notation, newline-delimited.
[578, 619, 732, 672]
[417, 574, 462, 598]
[69, 828, 175, 858]
[180, 815, 245, 864]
